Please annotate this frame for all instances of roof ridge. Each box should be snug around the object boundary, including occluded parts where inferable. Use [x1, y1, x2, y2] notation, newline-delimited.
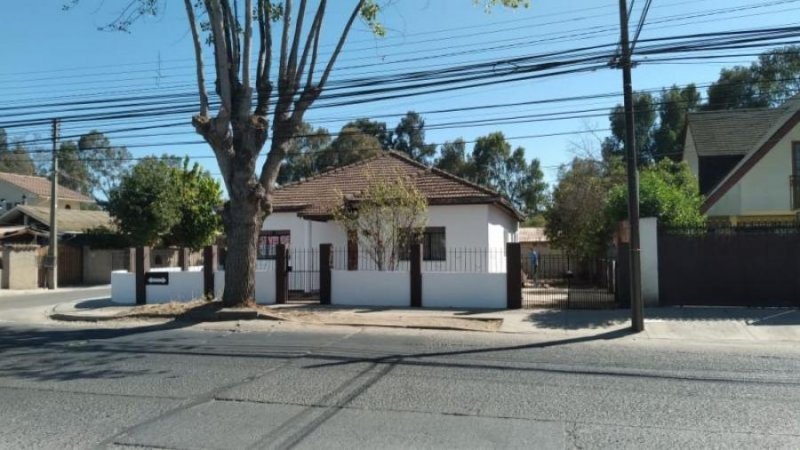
[383, 150, 504, 198]
[689, 107, 776, 116]
[275, 151, 390, 190]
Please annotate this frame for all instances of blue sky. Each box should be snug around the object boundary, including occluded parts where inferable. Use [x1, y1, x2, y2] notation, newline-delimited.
[0, 0, 796, 192]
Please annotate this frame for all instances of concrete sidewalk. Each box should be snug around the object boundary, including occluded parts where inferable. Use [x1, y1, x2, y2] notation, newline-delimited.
[44, 298, 800, 343]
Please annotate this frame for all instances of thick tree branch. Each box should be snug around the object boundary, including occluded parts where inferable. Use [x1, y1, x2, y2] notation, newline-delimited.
[242, 0, 253, 89]
[220, 0, 239, 83]
[285, 0, 307, 90]
[255, 0, 272, 116]
[183, 0, 209, 117]
[206, 0, 233, 123]
[305, 0, 326, 89]
[295, 0, 325, 92]
[317, 0, 364, 89]
[279, 0, 292, 84]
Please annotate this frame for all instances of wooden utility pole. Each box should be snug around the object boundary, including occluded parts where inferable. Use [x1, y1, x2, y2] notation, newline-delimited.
[617, 0, 644, 331]
[47, 118, 59, 290]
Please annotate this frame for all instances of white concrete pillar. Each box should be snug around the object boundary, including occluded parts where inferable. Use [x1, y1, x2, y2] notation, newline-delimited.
[639, 217, 659, 307]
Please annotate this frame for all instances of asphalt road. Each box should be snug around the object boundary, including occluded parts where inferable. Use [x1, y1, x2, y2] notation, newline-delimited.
[0, 286, 110, 311]
[1, 321, 800, 449]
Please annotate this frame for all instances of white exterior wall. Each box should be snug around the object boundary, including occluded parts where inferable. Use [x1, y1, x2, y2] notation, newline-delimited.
[331, 270, 409, 306]
[707, 122, 800, 217]
[262, 205, 518, 278]
[683, 127, 700, 178]
[487, 205, 517, 272]
[111, 271, 135, 304]
[422, 273, 506, 309]
[0, 183, 36, 210]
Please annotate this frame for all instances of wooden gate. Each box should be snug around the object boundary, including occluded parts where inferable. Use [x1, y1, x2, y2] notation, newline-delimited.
[58, 244, 83, 286]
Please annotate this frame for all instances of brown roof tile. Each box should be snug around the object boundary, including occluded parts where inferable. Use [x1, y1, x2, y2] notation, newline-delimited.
[0, 172, 94, 203]
[272, 151, 522, 220]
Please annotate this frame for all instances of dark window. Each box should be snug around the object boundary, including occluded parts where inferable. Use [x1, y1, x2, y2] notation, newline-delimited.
[258, 230, 290, 260]
[400, 227, 446, 261]
[64, 204, 72, 210]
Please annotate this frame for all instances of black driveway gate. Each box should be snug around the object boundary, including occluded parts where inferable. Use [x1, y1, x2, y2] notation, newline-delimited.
[658, 224, 800, 307]
[521, 253, 618, 309]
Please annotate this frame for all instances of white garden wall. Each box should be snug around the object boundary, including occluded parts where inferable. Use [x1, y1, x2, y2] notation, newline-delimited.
[422, 273, 506, 309]
[212, 270, 276, 304]
[331, 270, 410, 307]
[111, 269, 276, 305]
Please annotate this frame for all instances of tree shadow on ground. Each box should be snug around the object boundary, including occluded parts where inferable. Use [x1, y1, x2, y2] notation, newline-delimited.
[0, 320, 199, 382]
[523, 307, 800, 329]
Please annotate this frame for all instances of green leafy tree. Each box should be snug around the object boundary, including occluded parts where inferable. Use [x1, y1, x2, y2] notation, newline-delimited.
[166, 160, 224, 250]
[605, 159, 704, 228]
[52, 131, 131, 199]
[653, 84, 700, 161]
[0, 129, 37, 176]
[434, 138, 469, 177]
[70, 0, 529, 306]
[56, 141, 91, 194]
[341, 118, 392, 149]
[108, 156, 222, 248]
[333, 171, 427, 271]
[318, 127, 382, 169]
[545, 158, 623, 260]
[108, 157, 180, 247]
[705, 46, 800, 110]
[277, 122, 331, 184]
[77, 131, 132, 199]
[601, 92, 656, 164]
[391, 111, 436, 164]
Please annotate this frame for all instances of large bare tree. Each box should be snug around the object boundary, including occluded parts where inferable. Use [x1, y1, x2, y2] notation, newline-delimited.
[78, 0, 528, 306]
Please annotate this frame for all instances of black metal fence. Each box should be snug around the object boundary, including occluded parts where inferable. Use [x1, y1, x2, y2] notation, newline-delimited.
[521, 253, 618, 309]
[331, 247, 508, 273]
[256, 247, 320, 296]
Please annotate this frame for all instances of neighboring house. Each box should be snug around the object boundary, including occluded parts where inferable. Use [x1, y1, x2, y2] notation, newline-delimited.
[683, 95, 800, 224]
[262, 151, 522, 282]
[0, 172, 94, 212]
[0, 205, 114, 244]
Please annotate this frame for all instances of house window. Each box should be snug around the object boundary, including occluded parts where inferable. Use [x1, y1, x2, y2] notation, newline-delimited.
[794, 142, 800, 178]
[258, 230, 290, 260]
[400, 227, 446, 261]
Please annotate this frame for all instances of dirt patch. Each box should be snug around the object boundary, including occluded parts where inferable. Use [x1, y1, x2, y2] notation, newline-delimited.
[254, 305, 502, 332]
[59, 300, 502, 332]
[125, 300, 222, 319]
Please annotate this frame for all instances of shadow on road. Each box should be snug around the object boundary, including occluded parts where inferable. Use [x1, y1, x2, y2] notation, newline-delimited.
[524, 307, 800, 330]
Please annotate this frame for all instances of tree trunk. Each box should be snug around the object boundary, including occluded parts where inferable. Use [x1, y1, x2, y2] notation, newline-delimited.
[222, 194, 261, 307]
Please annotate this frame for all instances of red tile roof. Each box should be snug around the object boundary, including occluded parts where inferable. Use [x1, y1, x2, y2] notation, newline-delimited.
[272, 151, 522, 220]
[0, 172, 94, 203]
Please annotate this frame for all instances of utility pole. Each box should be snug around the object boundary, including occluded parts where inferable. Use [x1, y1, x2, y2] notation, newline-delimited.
[47, 118, 59, 290]
[617, 0, 644, 332]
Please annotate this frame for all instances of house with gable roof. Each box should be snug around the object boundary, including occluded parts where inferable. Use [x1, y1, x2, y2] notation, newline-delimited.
[683, 95, 800, 224]
[261, 151, 522, 279]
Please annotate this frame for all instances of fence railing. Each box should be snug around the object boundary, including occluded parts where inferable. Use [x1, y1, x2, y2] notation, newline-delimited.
[330, 247, 508, 272]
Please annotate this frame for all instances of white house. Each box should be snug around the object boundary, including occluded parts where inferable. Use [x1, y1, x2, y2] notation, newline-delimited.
[683, 95, 800, 224]
[261, 151, 522, 290]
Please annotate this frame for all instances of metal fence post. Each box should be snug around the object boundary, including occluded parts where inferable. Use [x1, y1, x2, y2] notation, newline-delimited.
[276, 244, 288, 304]
[178, 247, 190, 271]
[320, 244, 332, 305]
[135, 246, 150, 305]
[410, 242, 422, 307]
[506, 243, 522, 309]
[203, 245, 217, 299]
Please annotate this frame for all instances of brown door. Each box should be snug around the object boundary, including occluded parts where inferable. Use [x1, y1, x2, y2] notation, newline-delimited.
[58, 245, 83, 286]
